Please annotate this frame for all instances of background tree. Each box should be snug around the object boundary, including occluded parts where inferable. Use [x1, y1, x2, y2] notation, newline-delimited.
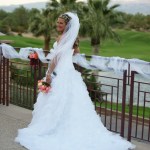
[0, 7, 29, 34]
[81, 0, 123, 55]
[1, 14, 18, 34]
[145, 15, 150, 30]
[0, 9, 8, 20]
[29, 8, 40, 19]
[0, 10, 9, 34]
[12, 6, 29, 35]
[128, 13, 145, 31]
[46, 0, 80, 14]
[29, 9, 56, 50]
[42, 0, 83, 50]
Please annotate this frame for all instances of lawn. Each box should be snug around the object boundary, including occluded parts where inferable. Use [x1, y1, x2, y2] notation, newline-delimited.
[0, 29, 150, 61]
[96, 101, 150, 119]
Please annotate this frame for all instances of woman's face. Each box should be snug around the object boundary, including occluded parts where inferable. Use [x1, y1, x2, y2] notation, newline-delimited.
[56, 17, 66, 33]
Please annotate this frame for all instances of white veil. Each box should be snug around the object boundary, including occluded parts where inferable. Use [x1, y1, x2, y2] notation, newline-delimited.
[46, 12, 80, 74]
[50, 12, 80, 59]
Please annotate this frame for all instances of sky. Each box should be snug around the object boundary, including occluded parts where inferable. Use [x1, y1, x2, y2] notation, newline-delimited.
[111, 0, 150, 4]
[0, 0, 48, 6]
[0, 0, 150, 6]
[113, 0, 149, 3]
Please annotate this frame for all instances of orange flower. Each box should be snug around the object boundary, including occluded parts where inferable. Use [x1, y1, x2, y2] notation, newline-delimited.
[33, 53, 38, 59]
[29, 52, 38, 59]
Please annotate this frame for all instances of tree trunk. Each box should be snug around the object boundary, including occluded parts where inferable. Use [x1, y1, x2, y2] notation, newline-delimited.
[91, 37, 100, 55]
[44, 36, 50, 51]
[91, 39, 101, 81]
[92, 44, 100, 55]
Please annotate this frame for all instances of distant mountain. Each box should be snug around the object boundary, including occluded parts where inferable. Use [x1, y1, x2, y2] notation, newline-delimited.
[0, 1, 150, 15]
[0, 2, 46, 12]
[115, 3, 150, 15]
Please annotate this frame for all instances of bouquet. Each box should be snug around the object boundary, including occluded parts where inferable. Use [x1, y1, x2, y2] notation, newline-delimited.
[38, 80, 51, 93]
[29, 52, 38, 59]
[29, 51, 38, 66]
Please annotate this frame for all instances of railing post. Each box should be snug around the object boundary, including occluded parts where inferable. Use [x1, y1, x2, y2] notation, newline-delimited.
[33, 65, 37, 104]
[6, 59, 9, 106]
[3, 57, 6, 105]
[38, 60, 42, 79]
[127, 71, 135, 141]
[0, 46, 9, 106]
[127, 63, 130, 85]
[29, 56, 39, 105]
[120, 70, 127, 137]
[0, 46, 2, 104]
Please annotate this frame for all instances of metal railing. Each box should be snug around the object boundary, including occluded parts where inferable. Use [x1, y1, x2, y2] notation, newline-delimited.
[0, 47, 9, 106]
[0, 48, 150, 142]
[128, 71, 150, 142]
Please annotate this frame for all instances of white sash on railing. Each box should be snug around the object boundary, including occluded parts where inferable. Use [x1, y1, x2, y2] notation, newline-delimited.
[0, 43, 150, 78]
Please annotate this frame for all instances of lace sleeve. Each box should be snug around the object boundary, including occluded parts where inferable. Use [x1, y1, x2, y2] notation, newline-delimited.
[45, 55, 59, 81]
[46, 59, 56, 75]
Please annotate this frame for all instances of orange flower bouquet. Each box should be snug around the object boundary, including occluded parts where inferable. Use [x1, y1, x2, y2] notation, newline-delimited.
[38, 80, 51, 93]
[29, 52, 38, 66]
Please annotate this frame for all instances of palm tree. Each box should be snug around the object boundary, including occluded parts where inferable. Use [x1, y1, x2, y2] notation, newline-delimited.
[29, 9, 56, 50]
[46, 0, 86, 23]
[46, 0, 80, 14]
[81, 0, 123, 55]
[29, 0, 83, 51]
[44, 0, 85, 48]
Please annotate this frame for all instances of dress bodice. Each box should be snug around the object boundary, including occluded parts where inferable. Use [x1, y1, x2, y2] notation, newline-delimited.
[50, 41, 57, 53]
[50, 41, 74, 55]
[50, 41, 75, 74]
[53, 41, 58, 49]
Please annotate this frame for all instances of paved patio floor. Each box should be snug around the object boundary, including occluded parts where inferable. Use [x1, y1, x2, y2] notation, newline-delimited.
[0, 104, 149, 150]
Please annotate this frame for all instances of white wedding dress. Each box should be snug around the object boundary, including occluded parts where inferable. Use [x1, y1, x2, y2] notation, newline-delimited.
[15, 42, 135, 150]
[15, 12, 135, 150]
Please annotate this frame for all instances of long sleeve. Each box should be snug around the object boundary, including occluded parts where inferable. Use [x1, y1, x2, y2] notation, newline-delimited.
[45, 55, 59, 83]
[46, 57, 57, 76]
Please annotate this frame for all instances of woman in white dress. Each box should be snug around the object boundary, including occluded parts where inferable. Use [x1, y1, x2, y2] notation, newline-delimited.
[15, 12, 135, 150]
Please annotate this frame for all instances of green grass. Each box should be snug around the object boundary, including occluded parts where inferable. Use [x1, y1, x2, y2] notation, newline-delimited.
[0, 35, 44, 48]
[81, 30, 150, 62]
[101, 30, 150, 62]
[0, 29, 150, 61]
[96, 101, 150, 119]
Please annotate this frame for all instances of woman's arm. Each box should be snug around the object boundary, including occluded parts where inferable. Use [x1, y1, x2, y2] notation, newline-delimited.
[46, 57, 57, 83]
[46, 36, 61, 83]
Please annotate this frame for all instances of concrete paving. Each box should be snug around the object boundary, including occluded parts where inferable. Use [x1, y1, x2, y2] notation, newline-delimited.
[0, 104, 149, 150]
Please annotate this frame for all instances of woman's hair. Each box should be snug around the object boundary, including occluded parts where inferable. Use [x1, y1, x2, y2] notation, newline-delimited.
[59, 14, 72, 24]
[73, 37, 79, 49]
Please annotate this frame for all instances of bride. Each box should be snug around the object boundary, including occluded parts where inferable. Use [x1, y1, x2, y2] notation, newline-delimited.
[15, 12, 135, 150]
